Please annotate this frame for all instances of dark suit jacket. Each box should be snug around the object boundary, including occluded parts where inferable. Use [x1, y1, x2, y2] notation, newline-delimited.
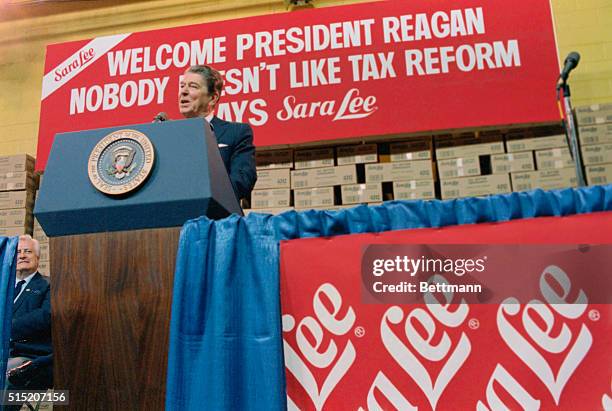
[11, 272, 52, 358]
[210, 116, 257, 200]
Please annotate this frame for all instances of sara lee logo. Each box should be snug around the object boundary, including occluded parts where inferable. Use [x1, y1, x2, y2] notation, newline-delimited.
[54, 48, 95, 82]
[282, 283, 356, 411]
[478, 265, 592, 409]
[276, 88, 377, 122]
[363, 274, 471, 410]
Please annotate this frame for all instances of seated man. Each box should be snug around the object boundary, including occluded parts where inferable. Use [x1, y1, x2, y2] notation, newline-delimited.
[5, 235, 52, 391]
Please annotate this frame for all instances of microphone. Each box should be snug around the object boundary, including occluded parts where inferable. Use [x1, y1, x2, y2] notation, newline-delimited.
[559, 52, 580, 83]
[152, 112, 168, 123]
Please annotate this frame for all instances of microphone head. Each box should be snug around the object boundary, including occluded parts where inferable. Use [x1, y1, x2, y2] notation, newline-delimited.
[565, 52, 580, 67]
[153, 112, 168, 122]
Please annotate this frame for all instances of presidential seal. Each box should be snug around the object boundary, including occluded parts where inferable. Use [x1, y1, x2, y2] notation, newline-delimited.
[88, 129, 155, 195]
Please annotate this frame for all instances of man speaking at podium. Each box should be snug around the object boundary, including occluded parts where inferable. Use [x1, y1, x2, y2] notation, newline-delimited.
[178, 65, 257, 201]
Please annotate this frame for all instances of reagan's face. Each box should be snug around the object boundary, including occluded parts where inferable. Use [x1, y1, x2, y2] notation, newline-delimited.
[178, 71, 217, 118]
[17, 238, 39, 277]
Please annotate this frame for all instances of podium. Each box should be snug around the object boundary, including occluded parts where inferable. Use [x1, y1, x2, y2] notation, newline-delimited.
[34, 118, 240, 409]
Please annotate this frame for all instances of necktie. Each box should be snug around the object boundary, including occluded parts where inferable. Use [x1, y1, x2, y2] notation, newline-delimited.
[14, 280, 25, 300]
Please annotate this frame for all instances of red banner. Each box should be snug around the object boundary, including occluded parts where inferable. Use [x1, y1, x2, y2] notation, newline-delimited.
[37, 0, 560, 170]
[280, 212, 612, 410]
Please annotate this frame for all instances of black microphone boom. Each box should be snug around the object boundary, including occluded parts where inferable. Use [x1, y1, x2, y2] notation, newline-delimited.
[559, 52, 580, 83]
[153, 112, 168, 123]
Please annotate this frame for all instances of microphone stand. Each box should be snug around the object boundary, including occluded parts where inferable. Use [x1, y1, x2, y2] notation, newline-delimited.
[557, 80, 586, 187]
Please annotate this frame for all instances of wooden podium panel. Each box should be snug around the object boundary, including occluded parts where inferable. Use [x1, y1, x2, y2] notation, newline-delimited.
[50, 227, 180, 410]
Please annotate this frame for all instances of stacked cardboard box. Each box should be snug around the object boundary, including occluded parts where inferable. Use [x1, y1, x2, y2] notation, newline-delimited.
[252, 146, 371, 211]
[247, 126, 578, 210]
[374, 137, 434, 201]
[292, 148, 341, 209]
[33, 217, 50, 276]
[577, 104, 612, 185]
[382, 136, 436, 200]
[252, 149, 293, 209]
[436, 135, 508, 199]
[0, 154, 36, 237]
[506, 134, 576, 191]
[336, 144, 380, 205]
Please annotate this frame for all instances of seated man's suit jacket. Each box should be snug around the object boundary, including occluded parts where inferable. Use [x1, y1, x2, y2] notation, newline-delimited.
[210, 116, 257, 200]
[11, 272, 52, 359]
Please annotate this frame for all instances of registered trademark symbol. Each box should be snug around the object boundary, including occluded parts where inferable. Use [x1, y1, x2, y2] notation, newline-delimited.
[468, 318, 480, 330]
[354, 326, 366, 338]
[588, 309, 600, 322]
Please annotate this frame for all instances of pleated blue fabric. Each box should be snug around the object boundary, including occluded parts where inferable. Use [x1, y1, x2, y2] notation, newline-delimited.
[166, 185, 612, 410]
[0, 236, 18, 389]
